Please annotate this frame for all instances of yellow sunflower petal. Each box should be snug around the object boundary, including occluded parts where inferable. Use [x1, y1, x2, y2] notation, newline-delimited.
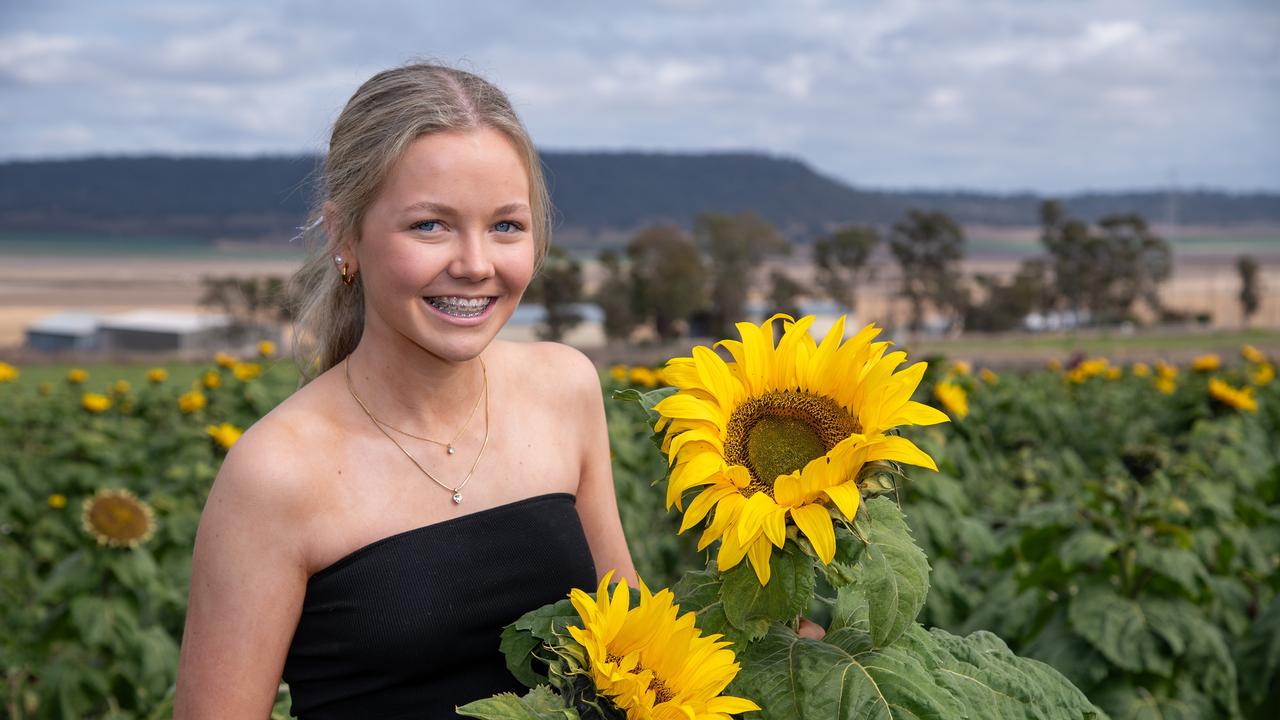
[865, 435, 939, 472]
[717, 526, 750, 571]
[790, 503, 837, 564]
[692, 345, 743, 415]
[654, 394, 726, 429]
[880, 400, 950, 428]
[822, 482, 862, 521]
[680, 485, 739, 533]
[735, 491, 782, 546]
[746, 535, 774, 585]
[706, 696, 763, 714]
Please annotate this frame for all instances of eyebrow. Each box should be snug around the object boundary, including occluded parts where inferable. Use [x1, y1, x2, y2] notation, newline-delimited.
[402, 201, 531, 216]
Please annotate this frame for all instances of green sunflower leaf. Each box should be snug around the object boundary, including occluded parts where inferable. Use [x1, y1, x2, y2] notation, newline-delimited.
[720, 544, 816, 637]
[1067, 583, 1172, 676]
[845, 496, 931, 648]
[1238, 593, 1280, 710]
[456, 684, 577, 719]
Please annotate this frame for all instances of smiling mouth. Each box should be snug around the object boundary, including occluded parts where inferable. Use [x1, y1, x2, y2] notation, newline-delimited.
[425, 296, 495, 318]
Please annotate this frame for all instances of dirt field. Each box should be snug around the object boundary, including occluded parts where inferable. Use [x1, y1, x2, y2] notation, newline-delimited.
[1, 246, 1277, 356]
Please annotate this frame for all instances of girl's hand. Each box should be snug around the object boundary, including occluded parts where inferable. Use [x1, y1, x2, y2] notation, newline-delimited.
[797, 616, 826, 640]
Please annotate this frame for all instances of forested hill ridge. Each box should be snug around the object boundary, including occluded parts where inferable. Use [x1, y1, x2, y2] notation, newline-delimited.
[1, 153, 1277, 243]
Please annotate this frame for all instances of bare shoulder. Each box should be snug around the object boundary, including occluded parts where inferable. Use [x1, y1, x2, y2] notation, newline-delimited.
[494, 340, 600, 399]
[203, 380, 339, 545]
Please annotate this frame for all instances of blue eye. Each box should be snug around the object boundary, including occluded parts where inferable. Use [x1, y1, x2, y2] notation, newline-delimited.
[412, 220, 441, 232]
[494, 221, 523, 233]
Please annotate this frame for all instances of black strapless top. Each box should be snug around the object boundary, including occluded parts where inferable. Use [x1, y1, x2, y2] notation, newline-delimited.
[281, 492, 596, 719]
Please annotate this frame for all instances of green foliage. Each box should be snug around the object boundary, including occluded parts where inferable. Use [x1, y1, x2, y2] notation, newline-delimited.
[812, 224, 880, 313]
[526, 246, 585, 341]
[1237, 255, 1262, 322]
[695, 211, 789, 337]
[625, 225, 707, 341]
[889, 210, 966, 331]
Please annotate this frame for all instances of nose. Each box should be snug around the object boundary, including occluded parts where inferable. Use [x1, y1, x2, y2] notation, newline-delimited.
[448, 232, 495, 282]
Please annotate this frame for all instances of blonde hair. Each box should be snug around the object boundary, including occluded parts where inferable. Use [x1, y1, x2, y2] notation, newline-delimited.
[289, 62, 552, 382]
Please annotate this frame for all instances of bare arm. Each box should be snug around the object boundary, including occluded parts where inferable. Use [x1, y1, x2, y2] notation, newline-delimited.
[560, 347, 638, 586]
[174, 426, 311, 719]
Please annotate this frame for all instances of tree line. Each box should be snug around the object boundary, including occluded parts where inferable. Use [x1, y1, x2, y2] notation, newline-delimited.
[526, 200, 1266, 342]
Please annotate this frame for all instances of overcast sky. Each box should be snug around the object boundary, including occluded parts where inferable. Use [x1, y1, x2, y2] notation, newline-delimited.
[1, 0, 1276, 193]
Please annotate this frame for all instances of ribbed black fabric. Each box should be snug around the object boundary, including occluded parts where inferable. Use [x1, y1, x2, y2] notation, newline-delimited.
[281, 492, 596, 719]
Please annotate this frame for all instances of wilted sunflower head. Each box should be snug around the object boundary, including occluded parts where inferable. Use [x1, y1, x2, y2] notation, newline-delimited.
[654, 315, 947, 584]
[82, 488, 156, 548]
[566, 570, 759, 720]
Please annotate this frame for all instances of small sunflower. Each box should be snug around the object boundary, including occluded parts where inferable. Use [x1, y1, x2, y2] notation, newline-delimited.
[111, 379, 131, 395]
[214, 352, 237, 369]
[1105, 367, 1122, 381]
[146, 367, 169, 383]
[1154, 377, 1177, 395]
[207, 422, 243, 449]
[629, 367, 659, 388]
[202, 370, 221, 389]
[81, 488, 156, 548]
[934, 380, 969, 419]
[1191, 354, 1221, 372]
[1047, 358, 1062, 371]
[82, 392, 112, 413]
[257, 340, 277, 358]
[1067, 357, 1110, 384]
[48, 493, 67, 509]
[609, 364, 628, 383]
[178, 390, 208, 414]
[1155, 360, 1178, 380]
[67, 368, 88, 384]
[0, 361, 17, 383]
[567, 571, 759, 720]
[1132, 362, 1151, 377]
[654, 315, 946, 584]
[979, 368, 999, 385]
[951, 360, 972, 376]
[232, 362, 263, 382]
[1208, 378, 1258, 413]
[1241, 344, 1267, 365]
[1253, 363, 1275, 387]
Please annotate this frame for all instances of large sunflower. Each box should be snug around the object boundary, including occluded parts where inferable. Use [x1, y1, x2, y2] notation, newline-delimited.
[654, 315, 947, 585]
[567, 570, 759, 720]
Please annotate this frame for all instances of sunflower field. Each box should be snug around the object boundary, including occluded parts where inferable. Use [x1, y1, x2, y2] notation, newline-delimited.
[1, 330, 1278, 719]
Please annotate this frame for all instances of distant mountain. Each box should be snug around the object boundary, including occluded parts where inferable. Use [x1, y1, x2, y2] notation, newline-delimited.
[1, 154, 1277, 245]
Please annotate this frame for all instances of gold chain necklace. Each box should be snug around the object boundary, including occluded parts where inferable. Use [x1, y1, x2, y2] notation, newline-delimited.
[344, 357, 489, 504]
[369, 364, 484, 455]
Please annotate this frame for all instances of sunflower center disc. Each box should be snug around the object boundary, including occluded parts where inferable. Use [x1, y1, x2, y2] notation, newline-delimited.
[747, 416, 827, 490]
[724, 390, 860, 495]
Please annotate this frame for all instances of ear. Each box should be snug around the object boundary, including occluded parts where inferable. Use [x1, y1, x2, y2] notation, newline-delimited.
[323, 201, 357, 274]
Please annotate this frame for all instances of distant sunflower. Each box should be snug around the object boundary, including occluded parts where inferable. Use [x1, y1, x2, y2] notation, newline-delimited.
[609, 365, 628, 383]
[567, 570, 759, 720]
[232, 362, 263, 382]
[654, 315, 947, 584]
[1241, 344, 1267, 365]
[146, 367, 169, 383]
[81, 488, 156, 548]
[629, 367, 659, 388]
[207, 422, 243, 450]
[67, 368, 88, 384]
[0, 361, 17, 383]
[257, 340, 277, 358]
[214, 352, 237, 369]
[178, 390, 208, 414]
[202, 370, 221, 389]
[1192, 354, 1221, 372]
[82, 392, 112, 413]
[1132, 362, 1151, 377]
[979, 368, 999, 385]
[1208, 378, 1257, 413]
[1253, 363, 1275, 387]
[934, 380, 969, 419]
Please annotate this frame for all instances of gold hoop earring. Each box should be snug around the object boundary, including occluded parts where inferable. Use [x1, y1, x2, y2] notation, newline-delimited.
[340, 262, 355, 286]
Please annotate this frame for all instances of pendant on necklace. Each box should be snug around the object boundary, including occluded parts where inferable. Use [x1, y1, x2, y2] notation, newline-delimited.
[447, 444, 455, 455]
[452, 492, 463, 504]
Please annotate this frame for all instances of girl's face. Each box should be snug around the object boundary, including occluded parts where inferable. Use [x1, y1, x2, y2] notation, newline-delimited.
[347, 127, 537, 364]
